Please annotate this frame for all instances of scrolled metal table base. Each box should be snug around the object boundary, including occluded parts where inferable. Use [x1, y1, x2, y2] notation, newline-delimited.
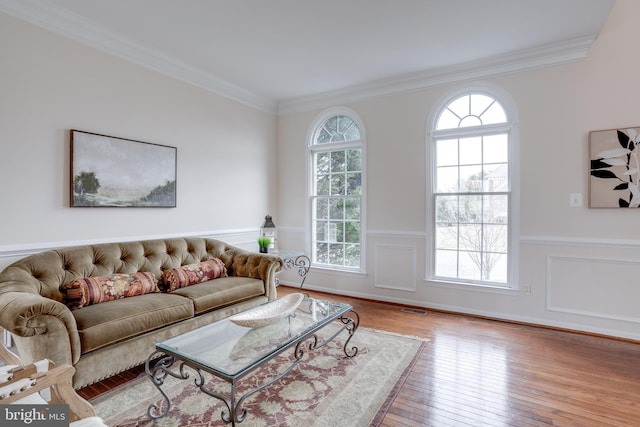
[145, 310, 359, 426]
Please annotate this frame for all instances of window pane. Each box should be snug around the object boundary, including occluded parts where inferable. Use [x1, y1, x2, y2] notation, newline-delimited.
[345, 197, 360, 220]
[436, 195, 459, 224]
[346, 172, 361, 195]
[447, 96, 470, 120]
[315, 242, 328, 263]
[344, 125, 361, 141]
[435, 249, 457, 277]
[459, 195, 482, 223]
[483, 134, 508, 163]
[329, 199, 343, 219]
[436, 166, 459, 193]
[436, 139, 458, 166]
[345, 244, 360, 267]
[470, 94, 495, 118]
[316, 221, 327, 242]
[436, 109, 461, 130]
[347, 149, 361, 171]
[316, 198, 329, 219]
[316, 128, 332, 144]
[345, 221, 360, 243]
[435, 224, 458, 250]
[459, 224, 482, 250]
[459, 137, 482, 165]
[480, 102, 507, 125]
[331, 221, 344, 242]
[331, 151, 345, 172]
[459, 165, 483, 192]
[330, 173, 345, 195]
[329, 244, 344, 265]
[338, 116, 355, 135]
[484, 164, 508, 192]
[459, 250, 482, 280]
[316, 152, 330, 174]
[317, 175, 330, 195]
[483, 194, 508, 223]
[483, 224, 508, 253]
[485, 253, 507, 282]
[459, 115, 482, 128]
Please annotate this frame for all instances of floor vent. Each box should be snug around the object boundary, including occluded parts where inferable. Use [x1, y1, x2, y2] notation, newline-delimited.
[400, 307, 428, 315]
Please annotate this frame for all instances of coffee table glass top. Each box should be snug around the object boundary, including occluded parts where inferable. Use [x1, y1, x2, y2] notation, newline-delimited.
[155, 297, 351, 378]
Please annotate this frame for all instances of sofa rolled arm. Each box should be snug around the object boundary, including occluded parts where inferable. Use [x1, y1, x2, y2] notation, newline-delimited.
[227, 251, 284, 300]
[0, 291, 81, 366]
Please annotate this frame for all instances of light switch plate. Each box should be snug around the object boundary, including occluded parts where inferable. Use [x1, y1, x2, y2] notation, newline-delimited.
[569, 193, 583, 207]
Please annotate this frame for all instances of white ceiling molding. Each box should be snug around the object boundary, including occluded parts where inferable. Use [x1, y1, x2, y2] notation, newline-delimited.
[0, 0, 602, 115]
[278, 35, 595, 115]
[0, 0, 278, 113]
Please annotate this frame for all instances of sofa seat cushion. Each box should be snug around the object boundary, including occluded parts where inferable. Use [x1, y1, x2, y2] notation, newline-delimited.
[72, 293, 194, 354]
[170, 277, 265, 315]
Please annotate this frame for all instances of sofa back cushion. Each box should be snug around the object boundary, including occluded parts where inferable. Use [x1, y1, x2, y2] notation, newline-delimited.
[60, 272, 159, 310]
[160, 258, 227, 292]
[0, 238, 236, 302]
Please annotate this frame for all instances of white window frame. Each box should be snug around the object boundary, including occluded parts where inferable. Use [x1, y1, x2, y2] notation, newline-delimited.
[307, 107, 366, 273]
[427, 83, 520, 290]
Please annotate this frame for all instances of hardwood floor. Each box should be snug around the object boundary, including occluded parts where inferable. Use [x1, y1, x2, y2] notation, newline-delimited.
[79, 286, 640, 426]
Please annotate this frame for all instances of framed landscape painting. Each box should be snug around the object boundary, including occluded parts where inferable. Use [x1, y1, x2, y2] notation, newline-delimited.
[590, 127, 640, 208]
[70, 130, 177, 207]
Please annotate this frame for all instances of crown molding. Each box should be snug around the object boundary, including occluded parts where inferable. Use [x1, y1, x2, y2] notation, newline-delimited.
[0, 0, 278, 113]
[277, 35, 596, 115]
[0, 0, 597, 116]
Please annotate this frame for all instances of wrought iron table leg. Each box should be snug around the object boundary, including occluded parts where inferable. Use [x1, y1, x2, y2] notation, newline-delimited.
[278, 254, 311, 292]
[145, 307, 359, 425]
[145, 351, 191, 419]
[340, 310, 360, 357]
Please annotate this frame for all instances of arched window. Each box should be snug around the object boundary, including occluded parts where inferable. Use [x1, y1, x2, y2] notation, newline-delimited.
[429, 87, 518, 287]
[308, 109, 365, 271]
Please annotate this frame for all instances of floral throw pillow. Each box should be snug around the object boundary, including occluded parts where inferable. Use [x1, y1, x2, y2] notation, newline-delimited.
[160, 258, 228, 292]
[60, 272, 160, 310]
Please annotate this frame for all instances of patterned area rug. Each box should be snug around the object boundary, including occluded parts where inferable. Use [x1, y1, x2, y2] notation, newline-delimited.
[91, 326, 428, 426]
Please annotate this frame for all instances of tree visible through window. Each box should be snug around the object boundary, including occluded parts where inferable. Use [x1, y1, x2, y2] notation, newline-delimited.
[310, 113, 364, 270]
[432, 93, 511, 285]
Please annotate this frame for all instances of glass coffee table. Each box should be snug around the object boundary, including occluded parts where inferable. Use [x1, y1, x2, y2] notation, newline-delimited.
[145, 296, 359, 426]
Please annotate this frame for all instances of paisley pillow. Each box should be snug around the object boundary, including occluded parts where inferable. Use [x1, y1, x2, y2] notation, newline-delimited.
[60, 272, 159, 310]
[160, 258, 228, 292]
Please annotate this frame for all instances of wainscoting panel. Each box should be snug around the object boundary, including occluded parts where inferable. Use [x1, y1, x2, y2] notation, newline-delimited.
[374, 244, 416, 292]
[546, 255, 640, 324]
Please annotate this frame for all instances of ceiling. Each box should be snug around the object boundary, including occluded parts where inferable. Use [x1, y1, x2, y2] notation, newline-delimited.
[0, 0, 616, 113]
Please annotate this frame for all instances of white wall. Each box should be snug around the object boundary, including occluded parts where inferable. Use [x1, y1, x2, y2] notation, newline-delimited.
[0, 12, 277, 267]
[277, 0, 640, 340]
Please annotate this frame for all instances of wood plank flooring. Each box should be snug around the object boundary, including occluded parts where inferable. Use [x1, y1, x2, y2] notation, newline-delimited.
[79, 286, 640, 426]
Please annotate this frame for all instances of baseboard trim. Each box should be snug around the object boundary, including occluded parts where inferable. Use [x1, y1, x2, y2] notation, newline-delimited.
[279, 283, 640, 343]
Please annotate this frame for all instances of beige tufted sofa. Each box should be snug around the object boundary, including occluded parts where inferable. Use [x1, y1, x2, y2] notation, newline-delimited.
[0, 237, 283, 388]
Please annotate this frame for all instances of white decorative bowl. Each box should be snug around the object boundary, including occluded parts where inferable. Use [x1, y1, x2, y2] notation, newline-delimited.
[229, 293, 304, 328]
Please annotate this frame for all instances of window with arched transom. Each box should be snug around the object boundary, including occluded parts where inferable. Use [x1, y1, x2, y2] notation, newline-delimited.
[308, 109, 365, 271]
[429, 88, 518, 287]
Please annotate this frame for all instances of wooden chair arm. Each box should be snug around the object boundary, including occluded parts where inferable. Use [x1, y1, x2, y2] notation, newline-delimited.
[0, 326, 21, 365]
[0, 363, 97, 421]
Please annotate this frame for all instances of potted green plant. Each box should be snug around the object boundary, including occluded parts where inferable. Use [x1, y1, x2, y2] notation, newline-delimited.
[258, 236, 271, 253]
